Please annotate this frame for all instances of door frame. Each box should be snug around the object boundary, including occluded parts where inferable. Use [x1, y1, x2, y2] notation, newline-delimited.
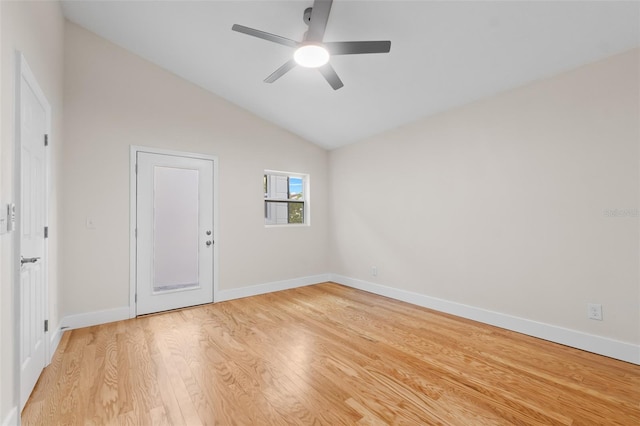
[13, 51, 51, 409]
[129, 146, 219, 318]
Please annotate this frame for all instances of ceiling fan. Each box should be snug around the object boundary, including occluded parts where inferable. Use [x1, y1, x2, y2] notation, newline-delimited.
[232, 0, 391, 90]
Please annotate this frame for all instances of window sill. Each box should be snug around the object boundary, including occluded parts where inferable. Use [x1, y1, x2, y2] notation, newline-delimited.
[264, 223, 310, 228]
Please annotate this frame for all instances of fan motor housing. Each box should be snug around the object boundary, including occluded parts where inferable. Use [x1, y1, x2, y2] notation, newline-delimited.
[303, 7, 312, 25]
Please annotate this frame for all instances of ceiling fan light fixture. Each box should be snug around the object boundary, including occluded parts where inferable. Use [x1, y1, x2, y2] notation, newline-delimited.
[294, 44, 330, 68]
[232, 0, 391, 89]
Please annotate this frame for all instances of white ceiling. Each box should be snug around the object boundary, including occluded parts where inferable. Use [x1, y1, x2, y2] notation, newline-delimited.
[61, 1, 640, 150]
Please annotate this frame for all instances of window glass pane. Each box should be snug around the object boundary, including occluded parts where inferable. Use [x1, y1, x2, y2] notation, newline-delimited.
[153, 166, 199, 292]
[289, 177, 303, 200]
[288, 202, 304, 224]
[265, 201, 290, 225]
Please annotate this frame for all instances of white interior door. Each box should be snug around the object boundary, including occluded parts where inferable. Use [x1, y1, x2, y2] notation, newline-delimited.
[136, 152, 214, 315]
[18, 55, 49, 409]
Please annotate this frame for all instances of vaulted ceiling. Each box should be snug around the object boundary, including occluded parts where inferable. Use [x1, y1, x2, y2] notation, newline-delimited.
[61, 1, 640, 150]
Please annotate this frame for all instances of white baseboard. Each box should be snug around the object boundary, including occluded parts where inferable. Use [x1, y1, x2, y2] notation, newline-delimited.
[1, 406, 18, 426]
[52, 274, 639, 366]
[57, 275, 330, 332]
[48, 323, 64, 362]
[216, 274, 331, 302]
[330, 274, 640, 365]
[60, 307, 130, 331]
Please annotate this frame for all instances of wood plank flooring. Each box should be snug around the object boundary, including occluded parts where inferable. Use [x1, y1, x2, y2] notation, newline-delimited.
[22, 283, 640, 425]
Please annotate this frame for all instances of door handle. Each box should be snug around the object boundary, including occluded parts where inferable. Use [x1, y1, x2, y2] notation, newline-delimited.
[206, 240, 213, 247]
[21, 256, 40, 265]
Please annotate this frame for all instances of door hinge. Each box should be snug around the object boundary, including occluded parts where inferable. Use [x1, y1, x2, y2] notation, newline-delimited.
[135, 294, 137, 303]
[44, 319, 49, 332]
[44, 226, 49, 238]
[135, 164, 138, 174]
[135, 228, 137, 238]
[44, 134, 49, 147]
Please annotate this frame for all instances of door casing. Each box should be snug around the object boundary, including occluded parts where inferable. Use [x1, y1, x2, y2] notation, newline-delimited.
[129, 146, 219, 317]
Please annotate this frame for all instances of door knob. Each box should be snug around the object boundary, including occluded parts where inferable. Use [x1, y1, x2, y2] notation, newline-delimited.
[206, 230, 212, 236]
[206, 240, 213, 247]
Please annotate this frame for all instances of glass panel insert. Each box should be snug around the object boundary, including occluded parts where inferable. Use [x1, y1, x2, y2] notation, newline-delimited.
[153, 166, 199, 292]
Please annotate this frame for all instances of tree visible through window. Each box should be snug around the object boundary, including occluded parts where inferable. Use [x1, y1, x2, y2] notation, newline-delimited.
[264, 171, 308, 225]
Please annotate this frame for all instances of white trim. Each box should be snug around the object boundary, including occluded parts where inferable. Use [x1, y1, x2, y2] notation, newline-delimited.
[59, 274, 329, 331]
[129, 147, 137, 318]
[12, 51, 21, 425]
[263, 169, 311, 227]
[60, 307, 130, 331]
[1, 407, 18, 426]
[47, 274, 639, 366]
[48, 323, 63, 362]
[212, 156, 220, 304]
[263, 169, 307, 180]
[264, 224, 309, 229]
[217, 274, 331, 302]
[129, 145, 220, 317]
[57, 274, 329, 330]
[330, 274, 640, 365]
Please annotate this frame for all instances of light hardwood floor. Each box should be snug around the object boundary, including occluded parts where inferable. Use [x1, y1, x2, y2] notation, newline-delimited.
[23, 283, 640, 425]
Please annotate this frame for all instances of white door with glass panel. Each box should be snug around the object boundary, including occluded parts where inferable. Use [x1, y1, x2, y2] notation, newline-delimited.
[136, 152, 214, 315]
[18, 54, 49, 409]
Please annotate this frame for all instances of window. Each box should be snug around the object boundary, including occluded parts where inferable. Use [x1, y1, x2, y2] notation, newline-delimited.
[264, 170, 308, 225]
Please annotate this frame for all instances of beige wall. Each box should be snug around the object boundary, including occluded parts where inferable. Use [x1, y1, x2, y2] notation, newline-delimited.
[61, 22, 329, 316]
[1, 0, 65, 420]
[329, 48, 640, 345]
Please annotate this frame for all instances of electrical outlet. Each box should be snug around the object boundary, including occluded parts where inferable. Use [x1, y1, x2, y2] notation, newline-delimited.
[371, 266, 378, 277]
[588, 303, 603, 321]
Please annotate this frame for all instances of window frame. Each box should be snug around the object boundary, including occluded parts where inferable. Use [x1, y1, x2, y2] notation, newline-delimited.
[263, 170, 310, 227]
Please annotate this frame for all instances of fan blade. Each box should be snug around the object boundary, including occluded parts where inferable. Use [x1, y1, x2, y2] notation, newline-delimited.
[318, 63, 344, 90]
[264, 60, 297, 83]
[325, 40, 391, 55]
[306, 0, 333, 42]
[232, 24, 299, 48]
